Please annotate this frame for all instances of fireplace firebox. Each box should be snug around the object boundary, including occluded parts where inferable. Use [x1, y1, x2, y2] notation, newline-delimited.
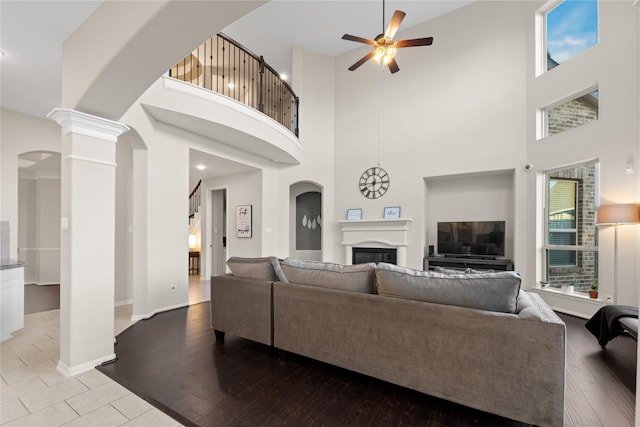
[352, 247, 397, 265]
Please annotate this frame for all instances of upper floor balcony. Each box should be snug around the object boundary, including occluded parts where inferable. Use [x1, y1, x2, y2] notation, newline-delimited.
[169, 33, 298, 138]
[141, 32, 301, 165]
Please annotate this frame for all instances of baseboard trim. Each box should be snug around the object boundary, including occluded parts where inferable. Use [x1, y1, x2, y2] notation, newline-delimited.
[130, 302, 190, 322]
[115, 299, 133, 307]
[56, 353, 116, 377]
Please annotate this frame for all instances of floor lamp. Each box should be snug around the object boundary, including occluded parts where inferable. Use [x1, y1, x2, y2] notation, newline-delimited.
[596, 204, 640, 303]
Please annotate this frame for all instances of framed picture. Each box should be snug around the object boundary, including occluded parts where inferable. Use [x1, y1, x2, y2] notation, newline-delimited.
[383, 206, 401, 219]
[346, 208, 362, 220]
[236, 205, 252, 237]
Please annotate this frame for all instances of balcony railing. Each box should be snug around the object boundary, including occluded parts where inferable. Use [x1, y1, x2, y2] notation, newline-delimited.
[169, 33, 299, 137]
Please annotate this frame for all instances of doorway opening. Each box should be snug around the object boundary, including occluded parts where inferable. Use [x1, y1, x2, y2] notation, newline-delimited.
[17, 151, 61, 312]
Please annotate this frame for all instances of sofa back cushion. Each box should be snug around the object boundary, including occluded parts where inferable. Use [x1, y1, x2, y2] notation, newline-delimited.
[226, 256, 286, 282]
[280, 258, 376, 293]
[376, 263, 521, 313]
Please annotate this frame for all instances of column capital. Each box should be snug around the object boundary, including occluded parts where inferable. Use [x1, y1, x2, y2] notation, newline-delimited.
[47, 108, 129, 142]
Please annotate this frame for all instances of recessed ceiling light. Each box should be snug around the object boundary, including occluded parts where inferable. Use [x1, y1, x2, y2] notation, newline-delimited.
[0, 50, 5, 57]
[196, 164, 206, 170]
[280, 73, 287, 80]
[227, 82, 235, 89]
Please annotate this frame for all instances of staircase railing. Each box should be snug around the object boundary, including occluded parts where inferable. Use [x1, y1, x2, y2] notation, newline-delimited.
[169, 33, 299, 137]
[189, 180, 202, 220]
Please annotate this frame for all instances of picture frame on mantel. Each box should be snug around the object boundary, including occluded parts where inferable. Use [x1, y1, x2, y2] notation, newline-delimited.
[383, 206, 401, 219]
[236, 205, 252, 237]
[346, 208, 362, 220]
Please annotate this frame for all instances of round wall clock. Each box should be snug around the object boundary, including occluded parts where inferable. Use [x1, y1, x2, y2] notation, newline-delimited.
[359, 166, 390, 199]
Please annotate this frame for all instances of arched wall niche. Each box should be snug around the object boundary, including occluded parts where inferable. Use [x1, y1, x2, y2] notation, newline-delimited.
[289, 181, 323, 261]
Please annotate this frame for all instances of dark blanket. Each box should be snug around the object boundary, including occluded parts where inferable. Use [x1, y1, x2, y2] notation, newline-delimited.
[585, 305, 638, 347]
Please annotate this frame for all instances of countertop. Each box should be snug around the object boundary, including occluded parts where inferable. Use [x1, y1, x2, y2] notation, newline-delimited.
[0, 259, 27, 270]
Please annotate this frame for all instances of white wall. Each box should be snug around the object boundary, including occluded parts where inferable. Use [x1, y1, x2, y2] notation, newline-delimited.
[120, 102, 191, 318]
[35, 177, 61, 284]
[200, 171, 263, 278]
[17, 174, 62, 286]
[1, 109, 61, 260]
[278, 49, 337, 262]
[115, 138, 133, 304]
[120, 79, 275, 316]
[17, 178, 37, 283]
[333, 1, 528, 270]
[426, 171, 515, 259]
[525, 0, 640, 314]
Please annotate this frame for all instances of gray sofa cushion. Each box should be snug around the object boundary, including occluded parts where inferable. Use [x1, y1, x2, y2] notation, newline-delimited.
[227, 256, 285, 281]
[280, 258, 376, 293]
[376, 263, 521, 313]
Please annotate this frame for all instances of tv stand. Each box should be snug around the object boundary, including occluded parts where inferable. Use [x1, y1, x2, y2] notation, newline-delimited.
[443, 254, 497, 261]
[424, 256, 514, 272]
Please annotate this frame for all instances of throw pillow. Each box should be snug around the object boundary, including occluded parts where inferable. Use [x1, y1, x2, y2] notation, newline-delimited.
[280, 258, 376, 293]
[376, 262, 521, 313]
[226, 256, 285, 281]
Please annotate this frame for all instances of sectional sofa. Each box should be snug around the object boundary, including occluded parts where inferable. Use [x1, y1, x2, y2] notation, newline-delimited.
[211, 257, 566, 427]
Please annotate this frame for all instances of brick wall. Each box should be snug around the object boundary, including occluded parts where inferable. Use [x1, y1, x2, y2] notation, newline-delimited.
[548, 97, 598, 136]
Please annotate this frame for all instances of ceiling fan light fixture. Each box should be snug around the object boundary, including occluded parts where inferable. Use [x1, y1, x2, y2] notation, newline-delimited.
[341, 5, 433, 74]
[373, 46, 385, 63]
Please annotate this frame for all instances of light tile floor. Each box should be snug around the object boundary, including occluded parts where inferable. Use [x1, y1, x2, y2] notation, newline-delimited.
[0, 276, 212, 426]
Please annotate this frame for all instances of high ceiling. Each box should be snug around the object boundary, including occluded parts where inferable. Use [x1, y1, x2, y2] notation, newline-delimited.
[0, 0, 473, 120]
[1, 0, 473, 185]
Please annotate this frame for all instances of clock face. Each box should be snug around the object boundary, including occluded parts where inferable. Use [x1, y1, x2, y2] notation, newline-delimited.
[359, 166, 390, 199]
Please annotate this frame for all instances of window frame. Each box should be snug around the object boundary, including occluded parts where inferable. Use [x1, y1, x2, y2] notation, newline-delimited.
[547, 178, 578, 267]
[535, 0, 599, 77]
[537, 86, 599, 140]
[542, 162, 599, 291]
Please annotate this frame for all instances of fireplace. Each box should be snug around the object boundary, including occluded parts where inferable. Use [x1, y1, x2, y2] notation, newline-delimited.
[338, 218, 412, 266]
[353, 247, 397, 265]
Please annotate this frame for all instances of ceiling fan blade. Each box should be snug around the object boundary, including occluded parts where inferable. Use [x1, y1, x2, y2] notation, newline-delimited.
[384, 10, 406, 40]
[388, 58, 400, 74]
[396, 37, 434, 48]
[342, 34, 375, 45]
[348, 51, 376, 71]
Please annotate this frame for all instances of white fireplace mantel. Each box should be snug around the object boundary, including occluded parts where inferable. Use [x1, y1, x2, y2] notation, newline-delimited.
[338, 218, 412, 266]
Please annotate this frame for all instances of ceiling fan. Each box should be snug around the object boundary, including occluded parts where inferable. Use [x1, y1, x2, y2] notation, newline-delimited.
[341, 1, 434, 74]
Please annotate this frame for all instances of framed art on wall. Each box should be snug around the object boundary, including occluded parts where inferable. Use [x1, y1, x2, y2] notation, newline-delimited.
[383, 206, 401, 219]
[347, 208, 362, 220]
[236, 205, 252, 237]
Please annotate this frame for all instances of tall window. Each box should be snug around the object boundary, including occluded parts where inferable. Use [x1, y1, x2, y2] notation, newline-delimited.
[544, 161, 598, 293]
[544, 0, 598, 71]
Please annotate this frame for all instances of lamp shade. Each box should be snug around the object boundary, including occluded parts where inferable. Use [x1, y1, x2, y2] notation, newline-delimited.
[596, 204, 640, 225]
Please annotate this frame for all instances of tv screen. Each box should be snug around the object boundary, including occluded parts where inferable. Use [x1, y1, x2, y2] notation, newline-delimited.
[437, 221, 505, 257]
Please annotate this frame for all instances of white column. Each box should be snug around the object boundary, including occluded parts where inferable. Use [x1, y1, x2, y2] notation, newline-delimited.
[48, 108, 129, 377]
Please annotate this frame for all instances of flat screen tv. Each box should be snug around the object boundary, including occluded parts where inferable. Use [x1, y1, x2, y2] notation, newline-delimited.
[437, 221, 505, 258]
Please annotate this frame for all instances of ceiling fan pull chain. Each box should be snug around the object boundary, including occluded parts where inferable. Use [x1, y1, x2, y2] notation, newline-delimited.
[382, 0, 385, 34]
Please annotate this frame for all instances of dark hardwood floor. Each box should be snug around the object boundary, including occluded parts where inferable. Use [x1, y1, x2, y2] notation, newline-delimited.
[97, 303, 636, 427]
